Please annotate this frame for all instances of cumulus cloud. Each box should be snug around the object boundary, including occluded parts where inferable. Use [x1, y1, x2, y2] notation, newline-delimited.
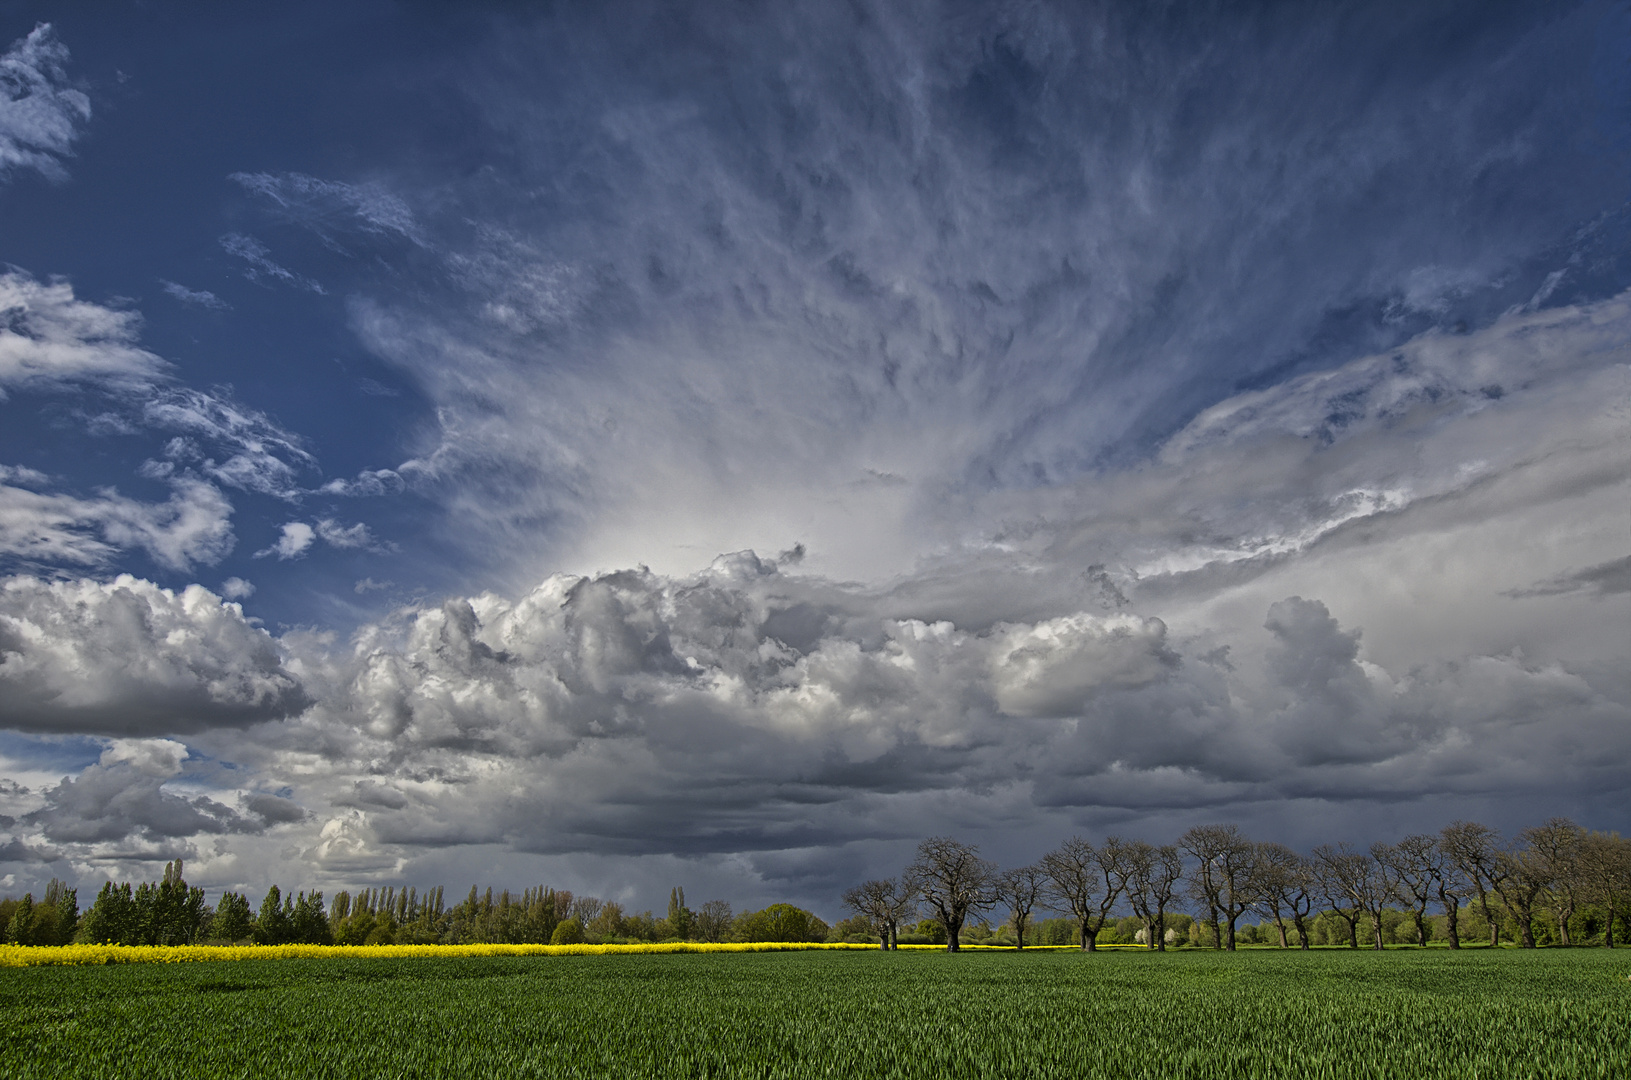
[990, 613, 1178, 718]
[0, 23, 90, 184]
[256, 521, 314, 560]
[0, 575, 308, 734]
[255, 519, 387, 560]
[219, 576, 254, 600]
[198, 543, 1618, 875]
[315, 518, 386, 551]
[0, 271, 168, 399]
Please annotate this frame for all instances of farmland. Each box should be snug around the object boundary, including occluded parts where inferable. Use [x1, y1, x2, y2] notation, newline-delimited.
[3, 947, 1626, 1078]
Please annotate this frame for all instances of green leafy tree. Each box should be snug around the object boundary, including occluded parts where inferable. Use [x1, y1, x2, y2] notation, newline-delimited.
[7, 893, 36, 945]
[211, 892, 253, 942]
[730, 904, 828, 943]
[550, 918, 584, 945]
[253, 886, 293, 945]
[43, 879, 78, 946]
[77, 882, 138, 944]
[667, 887, 693, 940]
[291, 891, 333, 945]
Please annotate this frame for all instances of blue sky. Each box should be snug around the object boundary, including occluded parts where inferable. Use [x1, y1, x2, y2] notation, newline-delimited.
[0, 0, 1627, 917]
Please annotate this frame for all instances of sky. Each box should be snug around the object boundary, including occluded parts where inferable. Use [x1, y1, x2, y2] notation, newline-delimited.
[0, 0, 1627, 920]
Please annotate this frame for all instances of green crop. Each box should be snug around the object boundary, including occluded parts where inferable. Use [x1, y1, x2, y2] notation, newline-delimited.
[2, 948, 1626, 1078]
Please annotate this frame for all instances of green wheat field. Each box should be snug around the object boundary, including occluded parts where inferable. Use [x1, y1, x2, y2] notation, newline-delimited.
[4, 948, 1627, 1078]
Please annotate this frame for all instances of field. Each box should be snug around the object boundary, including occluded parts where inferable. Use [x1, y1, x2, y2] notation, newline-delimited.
[3, 948, 1627, 1078]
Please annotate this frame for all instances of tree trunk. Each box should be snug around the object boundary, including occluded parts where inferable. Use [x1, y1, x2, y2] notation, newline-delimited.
[1080, 918, 1096, 951]
[1346, 915, 1359, 949]
[1478, 894, 1500, 947]
[1155, 911, 1167, 952]
[1443, 900, 1460, 949]
[1292, 913, 1310, 950]
[1518, 911, 1535, 949]
[947, 915, 962, 951]
[1556, 904, 1573, 947]
[1413, 911, 1429, 947]
[1275, 918, 1288, 948]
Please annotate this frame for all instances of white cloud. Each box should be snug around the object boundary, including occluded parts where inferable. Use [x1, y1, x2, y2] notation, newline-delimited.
[142, 387, 315, 499]
[160, 280, 229, 310]
[315, 518, 380, 550]
[257, 521, 315, 560]
[318, 469, 403, 497]
[0, 575, 308, 735]
[219, 233, 327, 294]
[0, 23, 90, 184]
[254, 519, 387, 560]
[0, 271, 168, 399]
[230, 171, 424, 247]
[0, 473, 234, 571]
[219, 576, 254, 600]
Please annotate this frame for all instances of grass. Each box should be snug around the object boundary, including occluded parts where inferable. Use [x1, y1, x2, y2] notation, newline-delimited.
[2, 947, 1626, 1078]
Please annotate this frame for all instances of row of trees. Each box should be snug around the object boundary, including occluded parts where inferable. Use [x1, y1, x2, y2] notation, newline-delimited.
[1, 866, 831, 948]
[844, 819, 1631, 952]
[6, 818, 1623, 951]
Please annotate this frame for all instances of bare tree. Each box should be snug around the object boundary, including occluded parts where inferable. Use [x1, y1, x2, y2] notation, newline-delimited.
[1427, 838, 1470, 949]
[1179, 825, 1258, 950]
[994, 866, 1048, 950]
[1439, 821, 1508, 947]
[1381, 835, 1443, 947]
[1525, 818, 1584, 946]
[694, 900, 733, 943]
[841, 878, 917, 950]
[1119, 842, 1184, 950]
[1495, 832, 1564, 949]
[1493, 818, 1577, 948]
[1040, 837, 1125, 952]
[908, 837, 997, 952]
[1578, 831, 1631, 948]
[569, 895, 603, 926]
[1311, 844, 1369, 949]
[1254, 842, 1316, 949]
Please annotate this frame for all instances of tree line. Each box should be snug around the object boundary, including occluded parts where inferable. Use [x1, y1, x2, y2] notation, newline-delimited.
[4, 818, 1624, 951]
[0, 869, 832, 949]
[842, 818, 1631, 951]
